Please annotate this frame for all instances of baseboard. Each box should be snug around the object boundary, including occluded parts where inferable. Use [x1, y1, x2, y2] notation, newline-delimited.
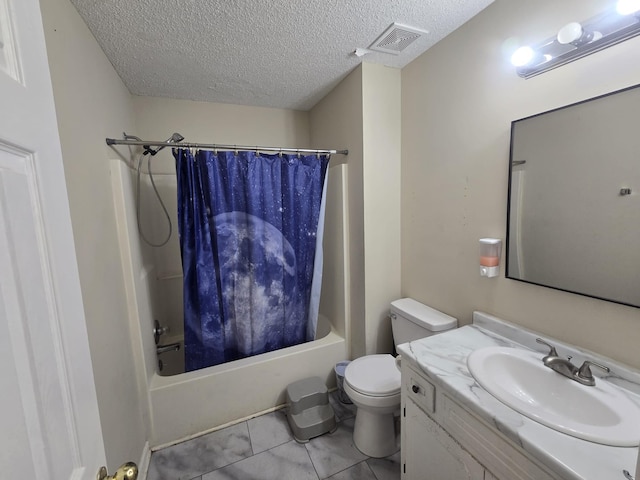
[151, 404, 288, 451]
[137, 441, 152, 479]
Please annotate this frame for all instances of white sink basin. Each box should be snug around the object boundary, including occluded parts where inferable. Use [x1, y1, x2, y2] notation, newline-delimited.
[467, 346, 640, 446]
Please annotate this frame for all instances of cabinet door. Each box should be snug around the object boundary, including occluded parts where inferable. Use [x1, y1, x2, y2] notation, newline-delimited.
[404, 399, 484, 480]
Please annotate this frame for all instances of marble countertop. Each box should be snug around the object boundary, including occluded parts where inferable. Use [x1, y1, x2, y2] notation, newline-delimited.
[396, 311, 640, 480]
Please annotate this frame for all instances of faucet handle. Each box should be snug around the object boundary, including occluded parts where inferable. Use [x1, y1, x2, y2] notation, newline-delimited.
[153, 320, 170, 345]
[577, 360, 610, 383]
[536, 338, 558, 357]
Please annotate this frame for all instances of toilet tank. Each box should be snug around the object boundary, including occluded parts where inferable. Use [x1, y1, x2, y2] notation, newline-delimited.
[390, 298, 457, 347]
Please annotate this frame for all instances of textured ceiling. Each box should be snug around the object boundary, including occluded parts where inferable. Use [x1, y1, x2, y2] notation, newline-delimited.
[70, 0, 493, 111]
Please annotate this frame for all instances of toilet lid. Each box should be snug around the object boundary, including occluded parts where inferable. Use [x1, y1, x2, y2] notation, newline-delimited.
[345, 354, 401, 397]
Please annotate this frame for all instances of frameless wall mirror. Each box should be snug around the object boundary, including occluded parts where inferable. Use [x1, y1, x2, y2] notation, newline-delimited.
[507, 83, 640, 308]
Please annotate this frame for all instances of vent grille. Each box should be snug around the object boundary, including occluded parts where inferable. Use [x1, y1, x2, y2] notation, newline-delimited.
[368, 23, 428, 55]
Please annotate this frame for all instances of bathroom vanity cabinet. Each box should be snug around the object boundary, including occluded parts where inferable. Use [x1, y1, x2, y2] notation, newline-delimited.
[403, 394, 484, 479]
[400, 361, 558, 480]
[397, 313, 640, 480]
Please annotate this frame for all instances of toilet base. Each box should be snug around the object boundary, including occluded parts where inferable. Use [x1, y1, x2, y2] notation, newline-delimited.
[352, 408, 398, 458]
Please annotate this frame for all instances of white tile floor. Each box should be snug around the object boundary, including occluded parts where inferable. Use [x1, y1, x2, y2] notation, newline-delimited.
[147, 392, 401, 480]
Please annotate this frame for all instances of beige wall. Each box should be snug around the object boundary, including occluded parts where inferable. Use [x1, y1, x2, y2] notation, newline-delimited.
[39, 0, 148, 470]
[309, 67, 365, 356]
[311, 66, 365, 357]
[311, 63, 402, 358]
[362, 63, 402, 354]
[132, 96, 311, 174]
[401, 0, 640, 368]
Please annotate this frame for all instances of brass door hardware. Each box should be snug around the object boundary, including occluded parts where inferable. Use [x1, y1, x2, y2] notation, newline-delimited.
[97, 462, 138, 480]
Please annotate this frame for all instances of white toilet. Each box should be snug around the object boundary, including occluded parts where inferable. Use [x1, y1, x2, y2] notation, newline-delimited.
[343, 298, 457, 458]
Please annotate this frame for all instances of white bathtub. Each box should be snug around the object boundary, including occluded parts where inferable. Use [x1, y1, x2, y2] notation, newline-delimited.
[156, 316, 336, 377]
[111, 160, 349, 448]
[148, 315, 346, 446]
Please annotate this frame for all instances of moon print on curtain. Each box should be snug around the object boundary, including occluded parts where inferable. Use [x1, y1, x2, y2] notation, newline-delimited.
[174, 149, 330, 371]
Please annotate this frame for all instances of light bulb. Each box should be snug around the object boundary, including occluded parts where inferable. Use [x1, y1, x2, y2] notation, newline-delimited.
[617, 0, 640, 15]
[557, 22, 584, 44]
[511, 46, 535, 67]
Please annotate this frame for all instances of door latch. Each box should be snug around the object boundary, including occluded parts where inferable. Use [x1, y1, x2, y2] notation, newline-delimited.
[97, 462, 138, 480]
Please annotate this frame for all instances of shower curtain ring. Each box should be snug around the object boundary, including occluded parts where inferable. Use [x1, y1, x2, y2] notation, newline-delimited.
[234, 145, 238, 155]
[255, 146, 260, 157]
[278, 148, 283, 158]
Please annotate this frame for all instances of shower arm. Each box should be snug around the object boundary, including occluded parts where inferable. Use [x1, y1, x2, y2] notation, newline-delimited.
[106, 136, 348, 156]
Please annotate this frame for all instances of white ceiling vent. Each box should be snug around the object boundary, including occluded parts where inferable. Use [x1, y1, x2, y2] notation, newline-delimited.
[368, 23, 428, 55]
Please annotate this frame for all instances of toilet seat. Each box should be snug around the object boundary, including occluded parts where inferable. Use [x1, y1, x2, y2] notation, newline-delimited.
[344, 354, 401, 397]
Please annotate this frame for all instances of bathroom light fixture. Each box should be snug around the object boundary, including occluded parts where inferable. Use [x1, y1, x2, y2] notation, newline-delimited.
[556, 22, 598, 45]
[511, 2, 640, 78]
[510, 46, 535, 67]
[617, 0, 640, 15]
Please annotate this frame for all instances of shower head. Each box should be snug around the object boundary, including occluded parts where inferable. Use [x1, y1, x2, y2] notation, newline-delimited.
[144, 132, 185, 155]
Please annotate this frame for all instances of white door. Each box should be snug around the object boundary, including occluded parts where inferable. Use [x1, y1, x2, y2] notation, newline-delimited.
[0, 0, 106, 479]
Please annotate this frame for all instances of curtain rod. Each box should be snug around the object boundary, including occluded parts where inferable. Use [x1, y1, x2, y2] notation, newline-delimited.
[105, 138, 348, 156]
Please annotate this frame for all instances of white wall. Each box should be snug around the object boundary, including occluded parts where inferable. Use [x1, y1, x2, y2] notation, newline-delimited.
[401, 0, 640, 368]
[39, 0, 148, 470]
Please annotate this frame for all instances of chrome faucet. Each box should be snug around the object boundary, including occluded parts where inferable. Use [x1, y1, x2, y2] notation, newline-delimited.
[535, 338, 610, 386]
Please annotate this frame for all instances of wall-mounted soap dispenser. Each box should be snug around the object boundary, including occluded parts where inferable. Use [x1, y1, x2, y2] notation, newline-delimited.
[480, 238, 502, 278]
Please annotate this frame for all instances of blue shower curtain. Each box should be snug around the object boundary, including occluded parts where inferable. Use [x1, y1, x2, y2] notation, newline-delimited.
[174, 149, 330, 371]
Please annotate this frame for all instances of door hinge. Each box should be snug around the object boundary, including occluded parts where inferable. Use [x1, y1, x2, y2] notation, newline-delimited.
[403, 463, 406, 474]
[403, 406, 406, 417]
